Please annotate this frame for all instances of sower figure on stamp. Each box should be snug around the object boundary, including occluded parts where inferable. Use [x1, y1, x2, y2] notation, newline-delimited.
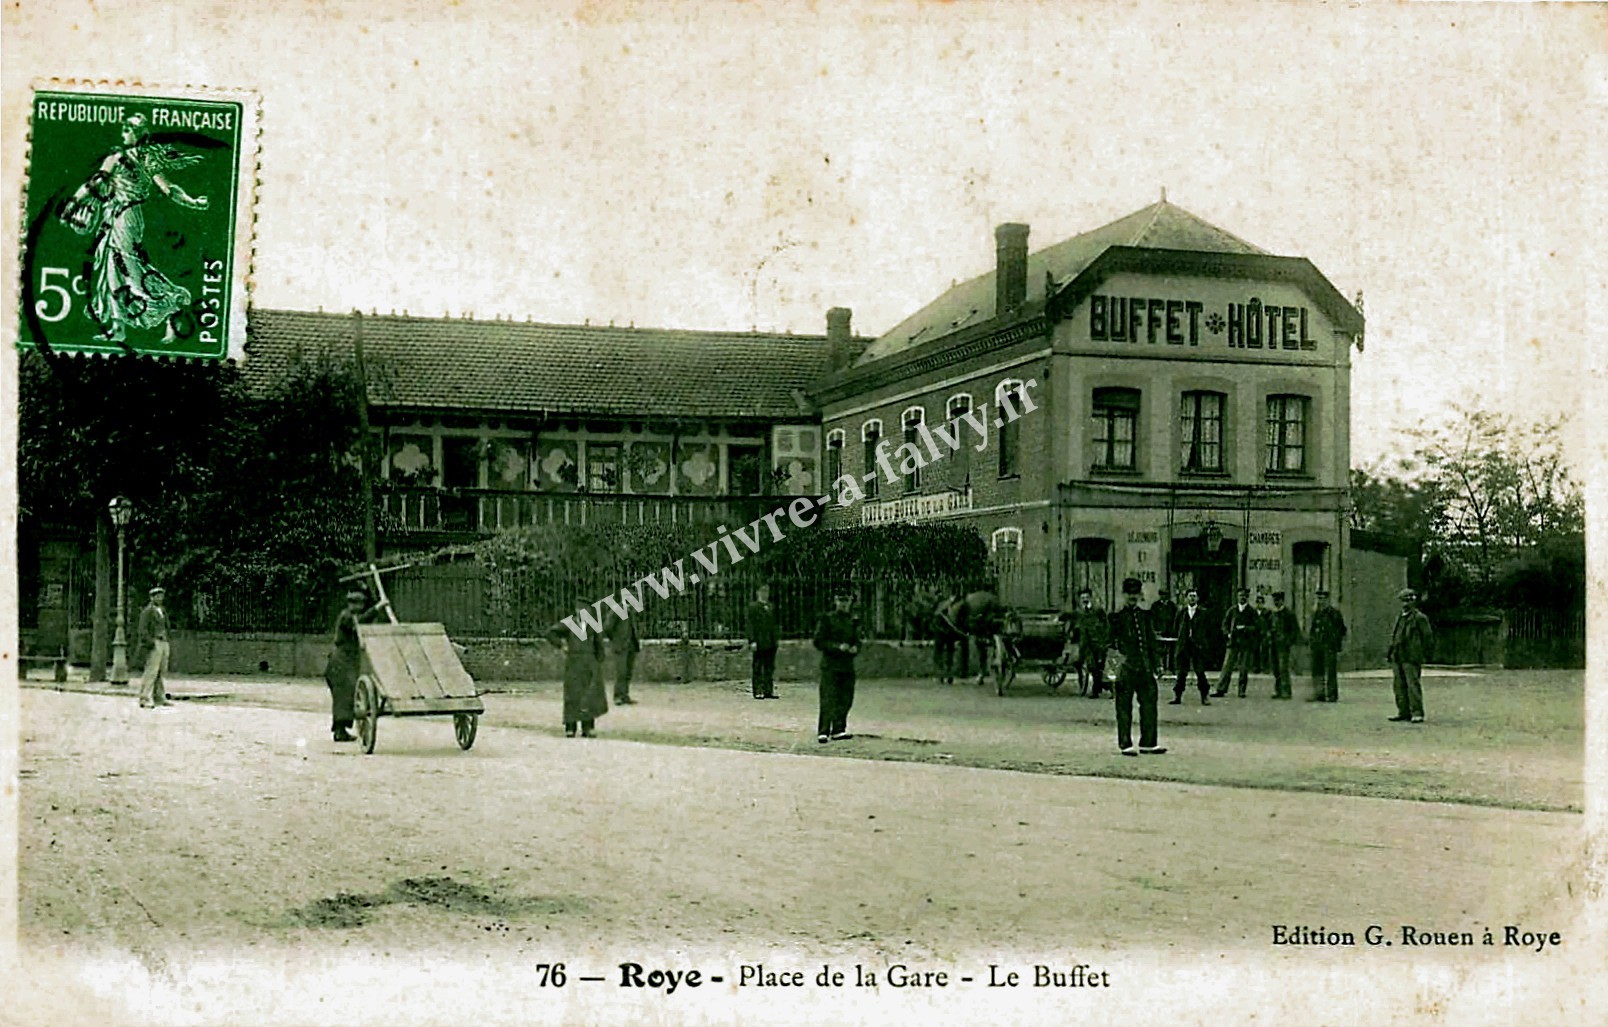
[1169, 589, 1213, 706]
[1109, 577, 1165, 757]
[1307, 589, 1347, 702]
[606, 613, 639, 705]
[1386, 588, 1434, 724]
[813, 589, 860, 743]
[324, 588, 387, 741]
[1215, 588, 1260, 698]
[1266, 591, 1302, 699]
[548, 606, 608, 738]
[747, 583, 779, 700]
[136, 586, 171, 709]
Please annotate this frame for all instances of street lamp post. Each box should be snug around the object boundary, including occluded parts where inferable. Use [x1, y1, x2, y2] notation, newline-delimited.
[108, 496, 133, 686]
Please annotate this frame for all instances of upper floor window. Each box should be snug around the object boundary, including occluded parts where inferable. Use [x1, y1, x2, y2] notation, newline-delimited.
[862, 419, 882, 499]
[996, 379, 1025, 478]
[1180, 391, 1225, 473]
[1092, 387, 1141, 471]
[991, 526, 1023, 552]
[1265, 395, 1310, 474]
[825, 429, 845, 491]
[946, 393, 973, 422]
[901, 406, 926, 492]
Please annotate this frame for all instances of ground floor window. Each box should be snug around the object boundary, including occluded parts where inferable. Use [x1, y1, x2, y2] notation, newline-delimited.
[1069, 537, 1114, 608]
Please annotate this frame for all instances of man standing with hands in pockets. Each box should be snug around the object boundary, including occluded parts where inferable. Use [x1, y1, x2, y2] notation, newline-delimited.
[813, 589, 860, 743]
[747, 582, 779, 700]
[1387, 588, 1434, 723]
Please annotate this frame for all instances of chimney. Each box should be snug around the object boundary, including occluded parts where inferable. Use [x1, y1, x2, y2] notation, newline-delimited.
[994, 222, 1030, 317]
[826, 306, 853, 372]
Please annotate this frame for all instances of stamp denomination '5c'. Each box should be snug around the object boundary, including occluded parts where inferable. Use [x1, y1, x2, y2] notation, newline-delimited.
[18, 82, 260, 361]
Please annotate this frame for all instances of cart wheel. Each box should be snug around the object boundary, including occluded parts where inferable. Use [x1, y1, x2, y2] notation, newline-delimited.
[454, 713, 478, 751]
[1043, 667, 1066, 690]
[355, 675, 379, 755]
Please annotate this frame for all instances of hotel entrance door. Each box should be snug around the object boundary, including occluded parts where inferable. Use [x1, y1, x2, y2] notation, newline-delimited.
[1170, 536, 1238, 665]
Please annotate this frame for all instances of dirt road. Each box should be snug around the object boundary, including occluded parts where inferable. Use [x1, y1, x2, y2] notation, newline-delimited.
[12, 686, 1596, 1026]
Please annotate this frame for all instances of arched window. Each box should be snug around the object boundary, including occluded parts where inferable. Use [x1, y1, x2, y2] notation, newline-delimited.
[995, 379, 1025, 478]
[901, 406, 926, 491]
[825, 429, 845, 494]
[946, 393, 973, 422]
[1180, 391, 1226, 472]
[1266, 395, 1310, 473]
[1071, 537, 1114, 609]
[991, 526, 1023, 552]
[1092, 387, 1141, 471]
[861, 419, 883, 499]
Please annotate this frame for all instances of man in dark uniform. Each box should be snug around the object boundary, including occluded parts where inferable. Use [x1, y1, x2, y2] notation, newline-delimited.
[1387, 588, 1434, 723]
[1252, 593, 1271, 674]
[1169, 588, 1213, 705]
[1267, 591, 1302, 699]
[746, 582, 779, 699]
[1109, 576, 1165, 756]
[1215, 587, 1260, 698]
[813, 589, 860, 742]
[324, 588, 388, 741]
[1308, 589, 1347, 703]
[1149, 588, 1179, 676]
[606, 613, 639, 705]
[1063, 587, 1110, 698]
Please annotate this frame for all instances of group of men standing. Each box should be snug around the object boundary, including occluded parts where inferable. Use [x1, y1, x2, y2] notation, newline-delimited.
[1165, 586, 1346, 705]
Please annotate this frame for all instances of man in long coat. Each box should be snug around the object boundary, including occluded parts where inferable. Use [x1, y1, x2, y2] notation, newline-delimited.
[549, 607, 608, 737]
[607, 613, 640, 705]
[1308, 589, 1348, 702]
[324, 589, 387, 741]
[1387, 588, 1434, 723]
[1266, 591, 1302, 699]
[1064, 586, 1111, 698]
[747, 583, 780, 699]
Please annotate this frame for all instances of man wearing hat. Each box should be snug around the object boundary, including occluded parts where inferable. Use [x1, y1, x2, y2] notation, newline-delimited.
[1266, 591, 1302, 699]
[325, 588, 389, 742]
[135, 586, 171, 709]
[1308, 589, 1347, 702]
[1386, 588, 1434, 723]
[1214, 587, 1260, 698]
[1108, 576, 1165, 756]
[812, 589, 861, 743]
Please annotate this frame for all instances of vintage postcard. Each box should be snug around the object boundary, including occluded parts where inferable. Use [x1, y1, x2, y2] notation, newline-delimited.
[2, 2, 1603, 1026]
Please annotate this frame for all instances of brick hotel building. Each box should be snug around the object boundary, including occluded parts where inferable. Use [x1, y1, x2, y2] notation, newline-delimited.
[812, 199, 1369, 621]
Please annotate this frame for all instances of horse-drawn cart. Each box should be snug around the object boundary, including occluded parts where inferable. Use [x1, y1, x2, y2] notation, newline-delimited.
[341, 564, 484, 755]
[991, 609, 1076, 695]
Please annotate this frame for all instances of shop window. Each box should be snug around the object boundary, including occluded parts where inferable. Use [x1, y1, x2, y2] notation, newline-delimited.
[996, 379, 1025, 478]
[1180, 391, 1225, 473]
[1073, 537, 1114, 609]
[862, 419, 882, 499]
[1266, 395, 1310, 474]
[1092, 387, 1140, 471]
[901, 406, 926, 491]
[1292, 541, 1329, 623]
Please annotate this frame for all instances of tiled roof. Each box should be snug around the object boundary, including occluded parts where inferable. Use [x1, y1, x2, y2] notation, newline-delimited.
[243, 309, 839, 420]
[857, 200, 1269, 365]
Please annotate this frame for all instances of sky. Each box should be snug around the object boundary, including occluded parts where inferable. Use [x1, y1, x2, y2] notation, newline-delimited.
[4, 0, 1605, 468]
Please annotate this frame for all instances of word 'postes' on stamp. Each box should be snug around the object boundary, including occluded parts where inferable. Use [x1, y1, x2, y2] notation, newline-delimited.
[19, 82, 260, 362]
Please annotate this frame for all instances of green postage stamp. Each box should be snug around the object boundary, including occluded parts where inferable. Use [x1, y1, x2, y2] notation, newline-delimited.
[18, 81, 260, 361]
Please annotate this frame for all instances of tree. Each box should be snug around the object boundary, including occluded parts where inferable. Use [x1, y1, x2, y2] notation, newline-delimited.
[1407, 405, 1583, 588]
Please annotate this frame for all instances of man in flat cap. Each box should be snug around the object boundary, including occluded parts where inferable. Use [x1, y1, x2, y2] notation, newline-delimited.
[812, 588, 860, 743]
[1386, 588, 1434, 723]
[1266, 591, 1302, 699]
[1307, 589, 1347, 702]
[324, 588, 389, 742]
[1108, 576, 1165, 757]
[136, 586, 171, 709]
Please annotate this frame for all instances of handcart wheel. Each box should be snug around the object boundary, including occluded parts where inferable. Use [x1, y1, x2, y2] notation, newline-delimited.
[355, 675, 379, 755]
[1043, 667, 1066, 690]
[454, 712, 478, 751]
